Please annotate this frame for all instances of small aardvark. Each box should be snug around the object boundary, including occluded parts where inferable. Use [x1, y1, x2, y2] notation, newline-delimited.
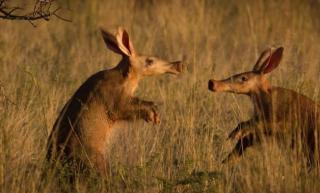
[208, 47, 320, 168]
[46, 27, 184, 174]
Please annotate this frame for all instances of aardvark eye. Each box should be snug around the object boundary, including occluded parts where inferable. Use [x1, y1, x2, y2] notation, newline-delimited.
[145, 58, 153, 66]
[241, 76, 248, 81]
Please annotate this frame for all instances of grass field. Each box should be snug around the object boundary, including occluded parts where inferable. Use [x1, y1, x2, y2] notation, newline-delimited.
[1, 0, 320, 192]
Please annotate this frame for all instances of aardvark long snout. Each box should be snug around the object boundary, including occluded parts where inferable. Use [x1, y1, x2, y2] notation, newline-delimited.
[208, 79, 229, 92]
[168, 61, 184, 75]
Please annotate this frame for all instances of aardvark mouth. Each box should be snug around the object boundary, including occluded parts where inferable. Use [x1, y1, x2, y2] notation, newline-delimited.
[167, 61, 184, 75]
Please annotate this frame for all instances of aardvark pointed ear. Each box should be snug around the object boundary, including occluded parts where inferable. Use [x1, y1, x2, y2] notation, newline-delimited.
[100, 28, 124, 55]
[115, 27, 136, 57]
[253, 47, 284, 74]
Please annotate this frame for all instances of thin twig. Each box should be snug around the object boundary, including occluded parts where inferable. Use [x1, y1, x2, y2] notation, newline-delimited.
[8, 7, 21, 15]
[0, 9, 50, 21]
[0, 0, 71, 25]
[27, 19, 37, 27]
[52, 8, 71, 22]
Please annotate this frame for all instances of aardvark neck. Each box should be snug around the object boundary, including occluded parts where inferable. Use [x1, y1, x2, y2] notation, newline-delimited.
[116, 57, 141, 96]
[250, 88, 273, 120]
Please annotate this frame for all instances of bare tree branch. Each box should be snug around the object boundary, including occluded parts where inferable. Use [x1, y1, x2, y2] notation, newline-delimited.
[0, 0, 71, 25]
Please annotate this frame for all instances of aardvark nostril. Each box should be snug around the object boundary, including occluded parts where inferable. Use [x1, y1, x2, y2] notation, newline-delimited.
[208, 80, 214, 91]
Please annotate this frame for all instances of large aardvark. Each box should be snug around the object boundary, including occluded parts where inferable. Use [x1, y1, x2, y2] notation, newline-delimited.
[46, 27, 184, 174]
[208, 47, 320, 168]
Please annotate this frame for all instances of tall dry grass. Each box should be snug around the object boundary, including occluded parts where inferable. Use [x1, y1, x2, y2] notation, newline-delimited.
[1, 0, 320, 192]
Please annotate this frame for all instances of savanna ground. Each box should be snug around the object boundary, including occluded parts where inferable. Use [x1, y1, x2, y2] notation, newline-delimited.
[1, 0, 320, 192]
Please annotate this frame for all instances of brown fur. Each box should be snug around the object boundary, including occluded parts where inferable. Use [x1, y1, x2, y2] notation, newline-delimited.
[46, 27, 184, 175]
[208, 47, 320, 168]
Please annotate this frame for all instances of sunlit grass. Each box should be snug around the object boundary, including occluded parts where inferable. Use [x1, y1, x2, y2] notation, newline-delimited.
[1, 0, 320, 192]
